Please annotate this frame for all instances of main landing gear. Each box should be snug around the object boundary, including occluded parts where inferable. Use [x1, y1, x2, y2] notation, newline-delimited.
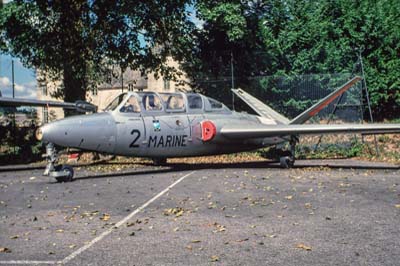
[43, 143, 74, 182]
[279, 136, 298, 169]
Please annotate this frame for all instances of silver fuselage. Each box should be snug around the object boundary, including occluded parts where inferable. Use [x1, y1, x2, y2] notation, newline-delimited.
[40, 92, 286, 158]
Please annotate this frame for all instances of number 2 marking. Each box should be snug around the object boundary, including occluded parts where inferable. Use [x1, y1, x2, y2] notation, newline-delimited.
[129, 129, 141, 148]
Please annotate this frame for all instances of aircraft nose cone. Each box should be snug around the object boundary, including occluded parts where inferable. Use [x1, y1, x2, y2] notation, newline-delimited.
[39, 113, 117, 153]
[39, 122, 62, 144]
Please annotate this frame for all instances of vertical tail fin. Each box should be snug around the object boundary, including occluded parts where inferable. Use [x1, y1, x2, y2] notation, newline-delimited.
[289, 76, 362, 124]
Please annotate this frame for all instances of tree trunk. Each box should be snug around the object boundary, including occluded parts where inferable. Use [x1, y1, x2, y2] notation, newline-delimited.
[60, 0, 87, 117]
[63, 61, 86, 117]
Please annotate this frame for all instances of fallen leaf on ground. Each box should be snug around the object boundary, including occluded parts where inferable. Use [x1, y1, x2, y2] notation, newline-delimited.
[395, 204, 400, 208]
[212, 222, 226, 233]
[191, 240, 201, 243]
[9, 235, 19, 239]
[126, 222, 135, 227]
[100, 214, 111, 221]
[296, 243, 312, 251]
[163, 207, 185, 217]
[210, 255, 219, 262]
[0, 247, 11, 253]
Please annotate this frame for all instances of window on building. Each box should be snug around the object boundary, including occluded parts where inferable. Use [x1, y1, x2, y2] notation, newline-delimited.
[163, 78, 170, 91]
[106, 71, 112, 84]
[128, 83, 134, 91]
[39, 82, 47, 96]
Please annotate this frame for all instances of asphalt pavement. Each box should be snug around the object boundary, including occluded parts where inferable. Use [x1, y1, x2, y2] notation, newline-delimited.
[0, 160, 399, 265]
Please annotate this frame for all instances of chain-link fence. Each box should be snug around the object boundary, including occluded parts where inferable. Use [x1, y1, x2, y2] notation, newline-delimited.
[194, 73, 371, 156]
[196, 73, 364, 122]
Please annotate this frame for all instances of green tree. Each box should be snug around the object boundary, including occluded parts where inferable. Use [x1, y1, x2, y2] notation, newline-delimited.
[183, 0, 275, 105]
[192, 0, 400, 119]
[0, 0, 194, 105]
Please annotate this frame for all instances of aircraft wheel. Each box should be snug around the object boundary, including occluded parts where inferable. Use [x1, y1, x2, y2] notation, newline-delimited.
[55, 165, 74, 182]
[152, 158, 167, 166]
[280, 156, 294, 168]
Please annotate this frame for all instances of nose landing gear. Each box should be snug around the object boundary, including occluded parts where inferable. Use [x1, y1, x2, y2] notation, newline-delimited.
[43, 143, 74, 182]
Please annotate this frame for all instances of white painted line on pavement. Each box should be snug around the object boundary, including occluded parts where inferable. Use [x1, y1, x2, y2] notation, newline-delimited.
[0, 261, 57, 265]
[0, 171, 196, 265]
[61, 170, 196, 264]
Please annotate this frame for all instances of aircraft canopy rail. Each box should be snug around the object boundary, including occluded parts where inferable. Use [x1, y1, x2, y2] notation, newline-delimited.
[104, 93, 127, 111]
[110, 91, 230, 115]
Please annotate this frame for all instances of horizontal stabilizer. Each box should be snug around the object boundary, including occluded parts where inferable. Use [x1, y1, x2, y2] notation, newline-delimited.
[0, 97, 97, 113]
[221, 123, 400, 139]
[232, 88, 289, 124]
[290, 76, 362, 124]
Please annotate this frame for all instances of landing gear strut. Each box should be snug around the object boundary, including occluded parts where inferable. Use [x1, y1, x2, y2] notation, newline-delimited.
[43, 143, 74, 182]
[279, 136, 298, 168]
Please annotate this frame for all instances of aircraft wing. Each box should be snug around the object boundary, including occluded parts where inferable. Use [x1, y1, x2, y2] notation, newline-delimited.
[0, 97, 97, 113]
[220, 123, 400, 139]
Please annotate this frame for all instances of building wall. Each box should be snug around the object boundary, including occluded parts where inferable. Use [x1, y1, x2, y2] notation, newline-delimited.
[36, 71, 64, 123]
[147, 56, 191, 92]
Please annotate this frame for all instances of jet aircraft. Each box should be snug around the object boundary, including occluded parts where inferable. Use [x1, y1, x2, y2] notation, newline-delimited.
[25, 76, 400, 182]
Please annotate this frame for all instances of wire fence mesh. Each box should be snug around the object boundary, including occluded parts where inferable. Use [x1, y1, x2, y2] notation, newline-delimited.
[195, 73, 364, 122]
[194, 72, 368, 154]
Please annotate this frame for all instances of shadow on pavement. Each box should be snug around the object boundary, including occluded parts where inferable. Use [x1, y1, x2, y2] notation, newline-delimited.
[73, 159, 399, 182]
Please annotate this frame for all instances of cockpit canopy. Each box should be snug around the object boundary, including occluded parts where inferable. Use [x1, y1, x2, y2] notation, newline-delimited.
[105, 91, 230, 114]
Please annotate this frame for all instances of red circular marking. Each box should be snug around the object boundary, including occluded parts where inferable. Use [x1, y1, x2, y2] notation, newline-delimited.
[201, 120, 216, 142]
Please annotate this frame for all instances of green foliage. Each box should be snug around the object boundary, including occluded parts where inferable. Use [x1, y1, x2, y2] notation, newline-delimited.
[0, 125, 43, 164]
[295, 140, 367, 159]
[198, 2, 246, 41]
[192, 0, 400, 119]
[0, 0, 195, 103]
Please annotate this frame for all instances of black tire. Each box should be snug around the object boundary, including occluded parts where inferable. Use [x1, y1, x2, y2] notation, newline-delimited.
[55, 165, 74, 182]
[280, 156, 295, 168]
